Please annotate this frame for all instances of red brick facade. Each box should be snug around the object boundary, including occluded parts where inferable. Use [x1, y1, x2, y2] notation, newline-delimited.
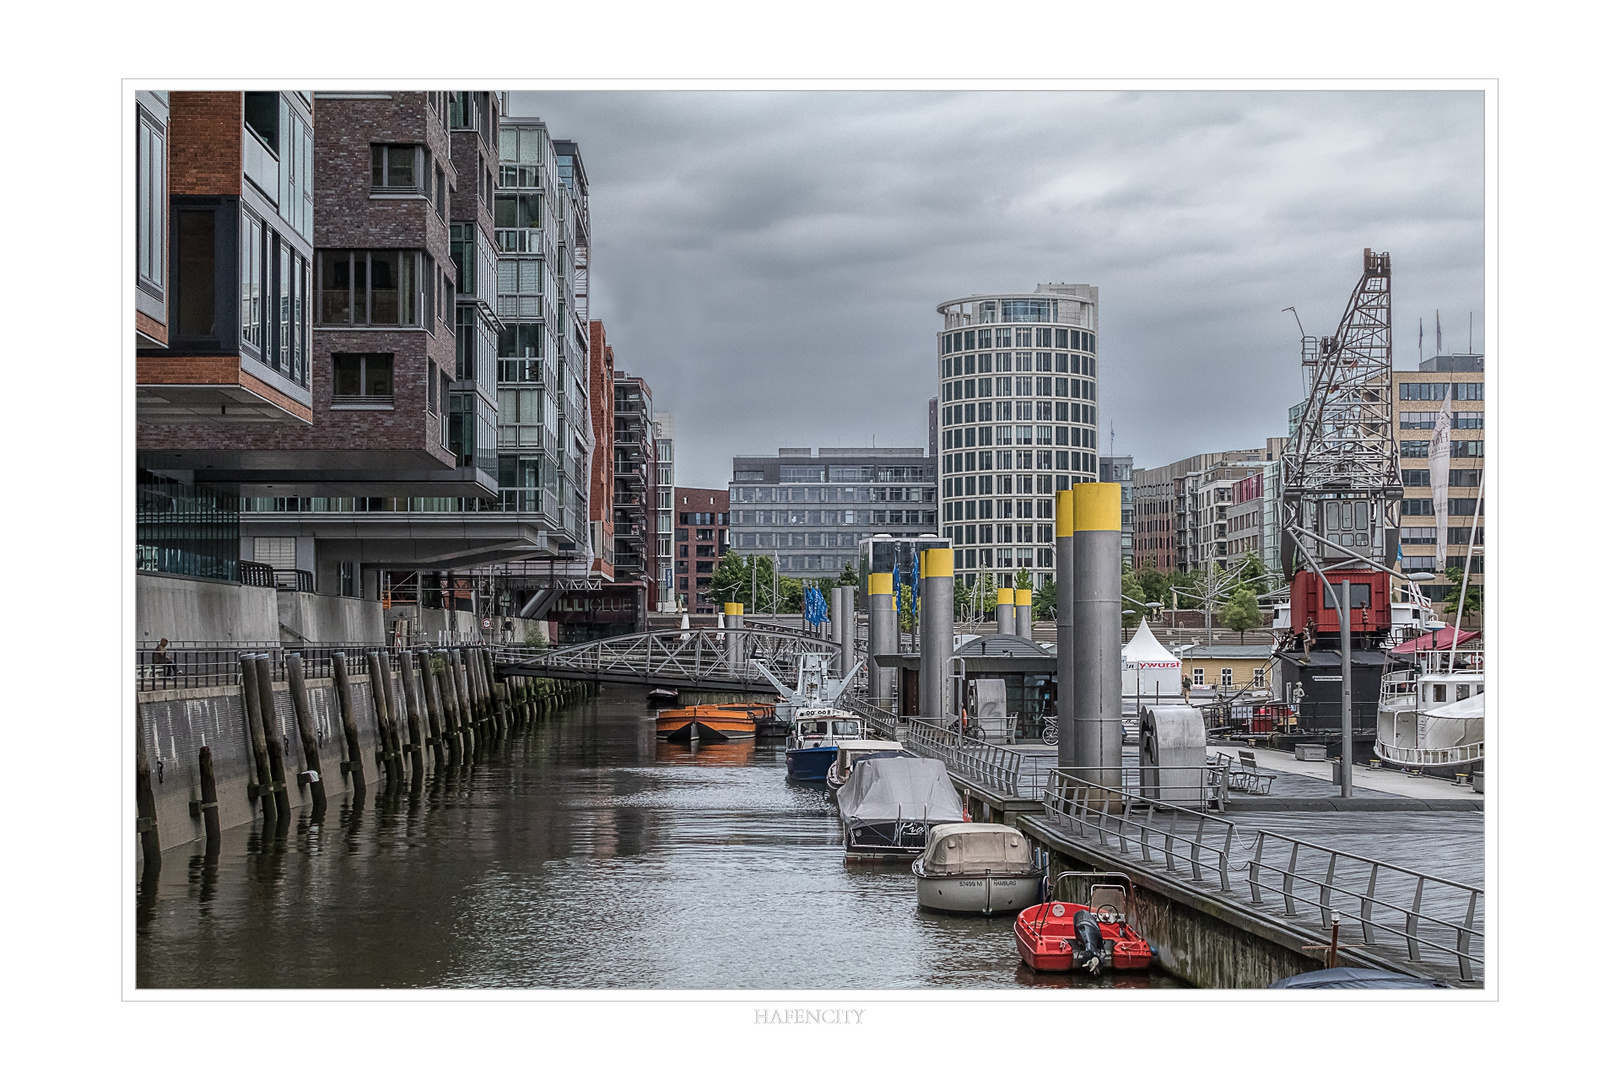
[589, 320, 615, 577]
[674, 487, 729, 613]
[167, 92, 241, 196]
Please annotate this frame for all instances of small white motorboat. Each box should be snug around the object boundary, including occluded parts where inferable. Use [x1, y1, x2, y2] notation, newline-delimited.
[912, 822, 1042, 915]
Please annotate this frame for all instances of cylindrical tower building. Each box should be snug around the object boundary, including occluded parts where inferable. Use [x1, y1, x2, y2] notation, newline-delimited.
[934, 284, 1100, 602]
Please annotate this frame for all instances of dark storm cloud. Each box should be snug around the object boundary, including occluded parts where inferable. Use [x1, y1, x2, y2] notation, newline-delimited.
[510, 89, 1485, 484]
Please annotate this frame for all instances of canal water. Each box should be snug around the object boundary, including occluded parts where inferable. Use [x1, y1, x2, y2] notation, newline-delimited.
[136, 685, 1185, 990]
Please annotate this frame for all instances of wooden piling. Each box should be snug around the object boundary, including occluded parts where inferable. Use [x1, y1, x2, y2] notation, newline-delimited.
[419, 649, 451, 769]
[454, 648, 478, 728]
[449, 649, 476, 743]
[198, 744, 221, 855]
[435, 649, 465, 757]
[285, 652, 328, 818]
[397, 651, 426, 783]
[135, 711, 161, 872]
[484, 650, 510, 735]
[366, 651, 403, 788]
[238, 655, 277, 823]
[252, 653, 292, 822]
[331, 652, 367, 795]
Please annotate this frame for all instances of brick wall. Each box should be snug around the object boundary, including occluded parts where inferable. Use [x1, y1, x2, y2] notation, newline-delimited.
[168, 92, 241, 195]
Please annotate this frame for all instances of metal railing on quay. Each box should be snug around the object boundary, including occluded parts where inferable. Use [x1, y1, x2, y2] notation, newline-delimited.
[136, 640, 468, 692]
[843, 697, 899, 739]
[904, 717, 1043, 800]
[490, 628, 835, 687]
[1043, 770, 1238, 892]
[1373, 740, 1485, 768]
[1246, 831, 1483, 982]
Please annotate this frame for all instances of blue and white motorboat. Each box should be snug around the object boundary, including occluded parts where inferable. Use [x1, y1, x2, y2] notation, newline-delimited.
[784, 706, 866, 781]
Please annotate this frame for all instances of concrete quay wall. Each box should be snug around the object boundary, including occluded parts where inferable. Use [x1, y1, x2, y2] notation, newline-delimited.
[137, 672, 394, 852]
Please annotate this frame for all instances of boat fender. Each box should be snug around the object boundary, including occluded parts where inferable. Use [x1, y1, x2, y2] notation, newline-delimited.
[1072, 910, 1106, 975]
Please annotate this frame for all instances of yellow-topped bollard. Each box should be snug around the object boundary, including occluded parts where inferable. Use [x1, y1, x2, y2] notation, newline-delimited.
[1074, 481, 1122, 532]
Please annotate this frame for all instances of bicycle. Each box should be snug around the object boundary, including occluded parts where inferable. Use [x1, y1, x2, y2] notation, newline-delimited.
[1041, 715, 1059, 745]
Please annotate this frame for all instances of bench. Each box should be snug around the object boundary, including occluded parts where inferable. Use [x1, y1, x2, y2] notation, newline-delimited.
[1220, 748, 1275, 795]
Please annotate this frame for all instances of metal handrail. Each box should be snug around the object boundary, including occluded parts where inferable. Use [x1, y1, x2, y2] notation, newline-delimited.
[1043, 770, 1237, 892]
[1246, 830, 1483, 982]
[1372, 740, 1485, 768]
[136, 641, 464, 692]
[904, 716, 1042, 800]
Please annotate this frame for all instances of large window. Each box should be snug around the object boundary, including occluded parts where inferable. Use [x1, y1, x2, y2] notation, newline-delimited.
[1399, 440, 1429, 459]
[172, 207, 216, 338]
[332, 353, 394, 406]
[371, 144, 425, 192]
[1399, 382, 1448, 401]
[1452, 382, 1483, 401]
[317, 250, 426, 327]
[240, 209, 263, 353]
[497, 257, 544, 319]
[1451, 440, 1484, 458]
[136, 110, 165, 297]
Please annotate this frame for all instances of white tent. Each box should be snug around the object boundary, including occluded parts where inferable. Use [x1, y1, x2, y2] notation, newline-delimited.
[1122, 619, 1183, 701]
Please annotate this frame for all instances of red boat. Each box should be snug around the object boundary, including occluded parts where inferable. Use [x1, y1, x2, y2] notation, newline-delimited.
[1015, 873, 1154, 974]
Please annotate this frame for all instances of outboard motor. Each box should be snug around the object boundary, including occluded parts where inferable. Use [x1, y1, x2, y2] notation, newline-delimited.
[1072, 910, 1106, 974]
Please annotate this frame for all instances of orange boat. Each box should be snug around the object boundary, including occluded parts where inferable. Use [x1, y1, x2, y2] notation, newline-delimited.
[654, 702, 774, 742]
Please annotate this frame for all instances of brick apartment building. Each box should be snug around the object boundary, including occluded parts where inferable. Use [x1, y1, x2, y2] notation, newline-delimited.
[674, 488, 730, 614]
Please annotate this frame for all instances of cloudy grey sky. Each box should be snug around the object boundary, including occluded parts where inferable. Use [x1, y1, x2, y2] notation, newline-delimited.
[509, 90, 1485, 488]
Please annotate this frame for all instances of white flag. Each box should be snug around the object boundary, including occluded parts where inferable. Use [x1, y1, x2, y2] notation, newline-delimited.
[1430, 385, 1451, 573]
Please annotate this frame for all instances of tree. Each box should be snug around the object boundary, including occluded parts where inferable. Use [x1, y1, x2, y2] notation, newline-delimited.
[1235, 553, 1273, 594]
[897, 583, 918, 634]
[776, 576, 804, 614]
[1013, 568, 1034, 592]
[835, 562, 860, 588]
[1442, 565, 1482, 617]
[1121, 568, 1149, 628]
[1032, 580, 1058, 620]
[1134, 566, 1171, 608]
[1220, 586, 1264, 643]
[706, 551, 750, 609]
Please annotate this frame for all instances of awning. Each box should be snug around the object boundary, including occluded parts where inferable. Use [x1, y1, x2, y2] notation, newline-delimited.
[1390, 627, 1480, 655]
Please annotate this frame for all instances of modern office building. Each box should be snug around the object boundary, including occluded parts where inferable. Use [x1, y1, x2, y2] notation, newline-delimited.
[933, 283, 1100, 589]
[729, 448, 937, 576]
[674, 488, 730, 614]
[1395, 353, 1485, 607]
[136, 90, 315, 430]
[1131, 441, 1284, 576]
[1226, 459, 1283, 579]
[653, 412, 677, 611]
[1100, 454, 1134, 569]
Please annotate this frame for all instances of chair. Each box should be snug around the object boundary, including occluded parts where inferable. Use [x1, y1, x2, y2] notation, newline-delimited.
[1235, 749, 1276, 795]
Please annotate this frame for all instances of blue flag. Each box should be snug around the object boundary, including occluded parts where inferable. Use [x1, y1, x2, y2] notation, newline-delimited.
[891, 561, 902, 615]
[908, 549, 920, 623]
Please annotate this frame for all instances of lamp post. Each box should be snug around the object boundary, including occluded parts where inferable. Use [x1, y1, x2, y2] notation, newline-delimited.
[1146, 602, 1163, 703]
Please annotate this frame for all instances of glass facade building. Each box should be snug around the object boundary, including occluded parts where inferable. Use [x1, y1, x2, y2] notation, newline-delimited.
[933, 284, 1100, 588]
[729, 448, 937, 574]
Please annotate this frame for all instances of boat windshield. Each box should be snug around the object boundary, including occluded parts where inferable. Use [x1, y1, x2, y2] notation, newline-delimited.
[830, 720, 862, 736]
[801, 721, 828, 735]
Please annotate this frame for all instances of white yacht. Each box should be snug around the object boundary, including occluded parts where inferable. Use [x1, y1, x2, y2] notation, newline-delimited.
[1376, 632, 1484, 768]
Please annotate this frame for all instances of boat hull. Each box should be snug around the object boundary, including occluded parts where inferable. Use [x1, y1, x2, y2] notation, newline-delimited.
[915, 872, 1043, 915]
[786, 744, 838, 780]
[841, 818, 940, 859]
[654, 704, 767, 742]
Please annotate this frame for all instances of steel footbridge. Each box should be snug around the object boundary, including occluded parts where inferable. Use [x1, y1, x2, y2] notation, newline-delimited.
[493, 627, 851, 693]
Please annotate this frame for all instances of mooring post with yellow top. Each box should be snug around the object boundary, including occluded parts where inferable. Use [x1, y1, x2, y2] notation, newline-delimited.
[919, 546, 956, 719]
[867, 572, 897, 711]
[1015, 588, 1033, 640]
[996, 588, 1016, 635]
[1055, 489, 1076, 764]
[1073, 483, 1123, 788]
[724, 602, 745, 671]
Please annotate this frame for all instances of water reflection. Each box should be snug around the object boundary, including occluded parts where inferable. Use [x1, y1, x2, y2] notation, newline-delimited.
[136, 686, 1185, 990]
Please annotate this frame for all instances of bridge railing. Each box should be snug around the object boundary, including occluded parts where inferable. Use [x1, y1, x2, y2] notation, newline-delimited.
[1246, 831, 1484, 982]
[494, 628, 839, 687]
